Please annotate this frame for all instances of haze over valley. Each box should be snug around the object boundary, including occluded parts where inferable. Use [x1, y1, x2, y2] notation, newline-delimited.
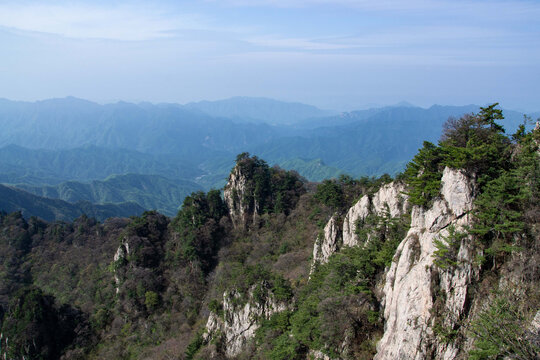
[0, 96, 537, 218]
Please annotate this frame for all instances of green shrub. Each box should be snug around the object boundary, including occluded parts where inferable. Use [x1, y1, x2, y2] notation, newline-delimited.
[314, 180, 344, 210]
[432, 225, 467, 269]
[469, 294, 539, 360]
[185, 329, 205, 360]
[404, 141, 444, 207]
[144, 291, 159, 311]
[208, 299, 224, 318]
[91, 306, 111, 330]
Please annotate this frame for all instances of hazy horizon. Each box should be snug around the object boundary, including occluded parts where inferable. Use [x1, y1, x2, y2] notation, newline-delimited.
[1, 1, 539, 112]
[1, 95, 539, 115]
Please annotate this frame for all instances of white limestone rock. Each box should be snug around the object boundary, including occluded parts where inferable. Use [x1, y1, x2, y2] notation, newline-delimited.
[113, 238, 130, 294]
[311, 181, 408, 273]
[342, 196, 370, 248]
[312, 215, 340, 269]
[204, 284, 288, 358]
[440, 167, 474, 217]
[372, 181, 409, 219]
[375, 167, 478, 360]
[308, 349, 332, 360]
[343, 182, 408, 248]
[223, 166, 252, 229]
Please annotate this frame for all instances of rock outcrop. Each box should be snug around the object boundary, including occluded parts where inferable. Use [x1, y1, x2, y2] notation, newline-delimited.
[343, 182, 408, 247]
[308, 349, 332, 360]
[224, 164, 255, 229]
[113, 238, 130, 293]
[375, 167, 478, 360]
[251, 167, 487, 359]
[110, 212, 169, 315]
[312, 181, 408, 269]
[308, 168, 481, 359]
[223, 154, 305, 230]
[311, 215, 340, 268]
[204, 283, 288, 358]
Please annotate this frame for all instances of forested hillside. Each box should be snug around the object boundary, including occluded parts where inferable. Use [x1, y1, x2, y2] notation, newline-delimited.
[0, 184, 144, 222]
[17, 174, 201, 217]
[0, 145, 203, 185]
[184, 97, 335, 125]
[0, 105, 538, 360]
[0, 98, 534, 188]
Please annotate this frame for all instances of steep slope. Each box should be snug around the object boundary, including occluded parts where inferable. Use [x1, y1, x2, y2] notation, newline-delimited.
[376, 168, 477, 359]
[203, 106, 539, 359]
[0, 212, 131, 359]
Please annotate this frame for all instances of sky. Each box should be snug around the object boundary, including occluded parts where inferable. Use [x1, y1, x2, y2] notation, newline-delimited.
[0, 0, 539, 111]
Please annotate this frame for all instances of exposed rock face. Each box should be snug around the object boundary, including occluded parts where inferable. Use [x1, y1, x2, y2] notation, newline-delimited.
[343, 182, 408, 247]
[308, 349, 332, 360]
[224, 165, 254, 229]
[342, 196, 370, 248]
[312, 181, 408, 271]
[113, 238, 130, 293]
[312, 215, 340, 268]
[529, 310, 540, 349]
[375, 167, 478, 360]
[204, 283, 287, 358]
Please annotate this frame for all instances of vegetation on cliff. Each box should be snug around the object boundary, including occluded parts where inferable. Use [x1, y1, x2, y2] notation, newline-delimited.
[0, 105, 538, 360]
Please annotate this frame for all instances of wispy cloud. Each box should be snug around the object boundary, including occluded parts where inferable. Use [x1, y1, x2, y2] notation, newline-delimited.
[208, 0, 540, 24]
[0, 0, 538, 109]
[242, 24, 537, 63]
[243, 36, 354, 51]
[208, 0, 540, 12]
[218, 47, 530, 67]
[0, 3, 208, 41]
[206, 0, 433, 10]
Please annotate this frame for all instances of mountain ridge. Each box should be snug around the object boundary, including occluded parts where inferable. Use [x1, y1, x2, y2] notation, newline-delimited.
[0, 97, 537, 189]
[15, 173, 202, 217]
[0, 184, 144, 222]
[0, 108, 538, 359]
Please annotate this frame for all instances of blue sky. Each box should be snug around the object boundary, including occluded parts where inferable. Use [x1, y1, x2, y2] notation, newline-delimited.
[0, 0, 539, 111]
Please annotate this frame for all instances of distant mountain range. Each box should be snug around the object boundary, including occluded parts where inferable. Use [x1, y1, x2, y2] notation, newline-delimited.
[252, 104, 532, 176]
[184, 96, 335, 125]
[17, 174, 201, 217]
[0, 96, 537, 220]
[0, 184, 144, 222]
[0, 144, 203, 185]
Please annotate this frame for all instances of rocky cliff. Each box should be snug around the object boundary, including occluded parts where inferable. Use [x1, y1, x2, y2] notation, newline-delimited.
[375, 167, 478, 360]
[223, 153, 305, 230]
[306, 164, 538, 360]
[311, 215, 340, 268]
[312, 180, 409, 268]
[1, 112, 538, 360]
[204, 283, 288, 357]
[343, 182, 408, 248]
[224, 163, 255, 229]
